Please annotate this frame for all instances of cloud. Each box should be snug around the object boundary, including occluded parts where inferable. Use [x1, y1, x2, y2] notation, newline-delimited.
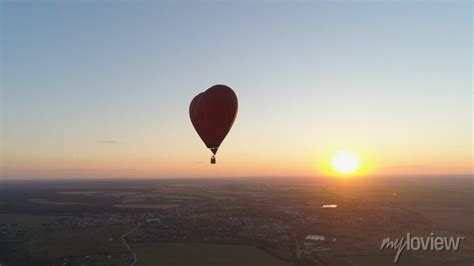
[98, 140, 119, 144]
[384, 165, 428, 169]
[54, 168, 100, 172]
[54, 168, 133, 173]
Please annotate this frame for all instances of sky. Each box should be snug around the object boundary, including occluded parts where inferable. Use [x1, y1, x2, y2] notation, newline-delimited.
[1, 1, 472, 179]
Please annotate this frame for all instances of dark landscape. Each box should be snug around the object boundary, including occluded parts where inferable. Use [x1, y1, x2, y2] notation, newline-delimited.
[0, 176, 472, 266]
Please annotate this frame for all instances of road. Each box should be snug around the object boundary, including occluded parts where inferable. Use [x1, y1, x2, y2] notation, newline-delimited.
[121, 223, 141, 266]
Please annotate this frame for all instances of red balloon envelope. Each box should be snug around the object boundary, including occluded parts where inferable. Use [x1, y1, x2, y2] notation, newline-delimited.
[189, 84, 238, 164]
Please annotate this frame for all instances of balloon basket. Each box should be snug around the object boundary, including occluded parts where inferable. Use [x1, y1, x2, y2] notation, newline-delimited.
[211, 155, 216, 164]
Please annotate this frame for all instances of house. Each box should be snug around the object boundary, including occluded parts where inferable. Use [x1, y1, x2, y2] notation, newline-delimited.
[145, 217, 161, 223]
[303, 234, 331, 253]
[305, 234, 325, 241]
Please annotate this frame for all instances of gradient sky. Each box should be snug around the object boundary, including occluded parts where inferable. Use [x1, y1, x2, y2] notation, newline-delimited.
[1, 1, 472, 179]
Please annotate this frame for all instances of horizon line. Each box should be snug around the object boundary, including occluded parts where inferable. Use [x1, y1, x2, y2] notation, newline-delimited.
[1, 173, 472, 183]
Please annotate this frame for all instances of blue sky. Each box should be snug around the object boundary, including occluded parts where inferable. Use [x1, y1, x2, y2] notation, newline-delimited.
[1, 1, 472, 178]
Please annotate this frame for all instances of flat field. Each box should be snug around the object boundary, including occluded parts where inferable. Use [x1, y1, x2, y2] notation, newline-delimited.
[132, 242, 293, 266]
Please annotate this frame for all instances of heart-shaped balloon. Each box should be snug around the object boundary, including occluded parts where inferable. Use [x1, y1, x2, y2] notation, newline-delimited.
[189, 84, 238, 163]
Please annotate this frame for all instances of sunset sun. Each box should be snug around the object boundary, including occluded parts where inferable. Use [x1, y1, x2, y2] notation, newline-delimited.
[330, 151, 361, 176]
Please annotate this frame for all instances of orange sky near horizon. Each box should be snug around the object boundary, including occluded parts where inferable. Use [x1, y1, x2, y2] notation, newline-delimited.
[2, 138, 472, 179]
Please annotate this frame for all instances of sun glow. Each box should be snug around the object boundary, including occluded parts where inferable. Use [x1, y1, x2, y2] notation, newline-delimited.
[330, 151, 361, 176]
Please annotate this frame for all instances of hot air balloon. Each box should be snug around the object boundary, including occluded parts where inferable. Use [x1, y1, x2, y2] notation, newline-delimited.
[189, 84, 238, 164]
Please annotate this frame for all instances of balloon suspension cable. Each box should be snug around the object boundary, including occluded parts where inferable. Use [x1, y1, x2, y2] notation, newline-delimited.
[210, 155, 216, 164]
